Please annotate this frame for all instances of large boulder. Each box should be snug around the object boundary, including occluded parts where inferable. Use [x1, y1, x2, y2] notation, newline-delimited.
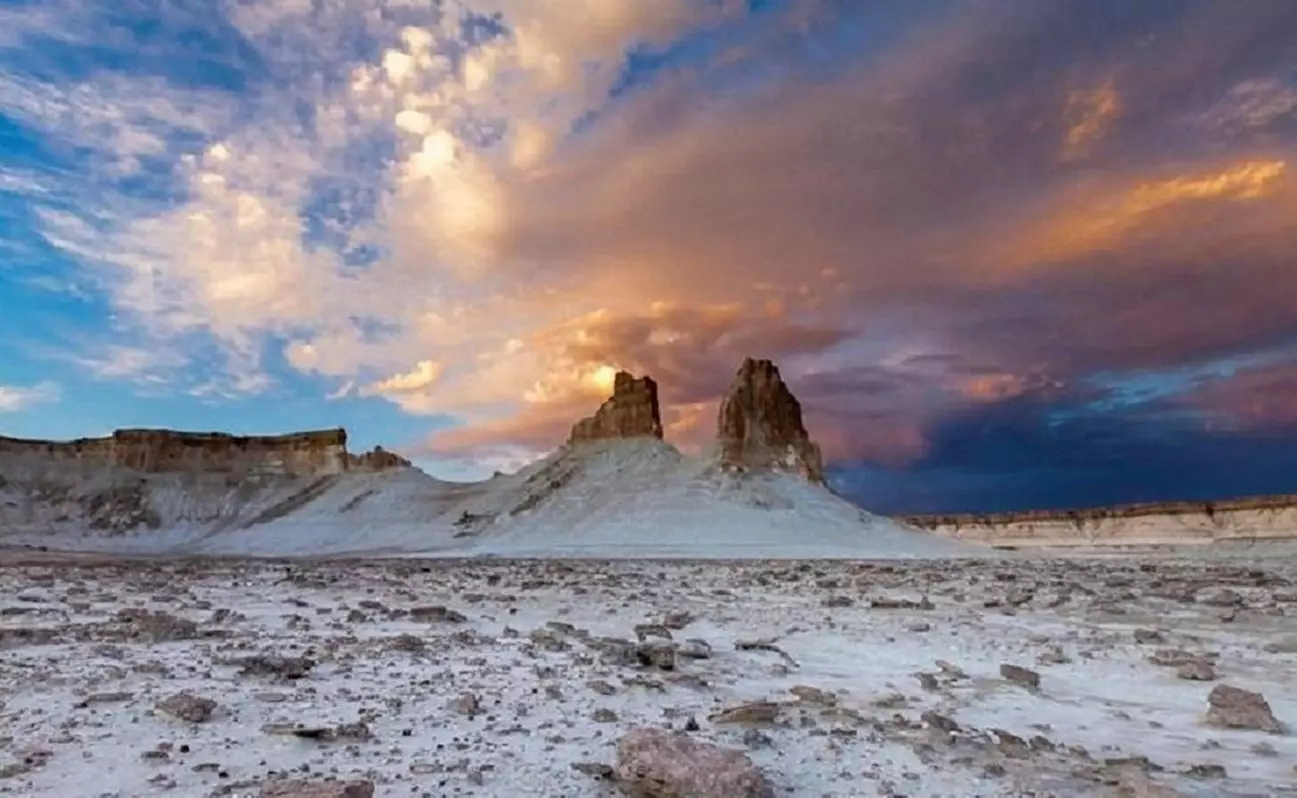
[715, 358, 824, 483]
[1205, 684, 1285, 734]
[259, 779, 375, 798]
[614, 727, 775, 798]
[569, 372, 663, 444]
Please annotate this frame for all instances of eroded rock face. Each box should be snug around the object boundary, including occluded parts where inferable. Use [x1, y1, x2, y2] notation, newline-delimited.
[345, 446, 411, 471]
[568, 372, 663, 444]
[715, 358, 824, 483]
[116, 429, 347, 475]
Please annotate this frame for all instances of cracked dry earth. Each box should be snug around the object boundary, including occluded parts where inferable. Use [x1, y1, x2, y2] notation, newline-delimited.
[2, 555, 1296, 797]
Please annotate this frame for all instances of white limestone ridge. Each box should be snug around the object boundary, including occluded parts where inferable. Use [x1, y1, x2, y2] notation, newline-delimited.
[0, 436, 971, 559]
[0, 358, 975, 559]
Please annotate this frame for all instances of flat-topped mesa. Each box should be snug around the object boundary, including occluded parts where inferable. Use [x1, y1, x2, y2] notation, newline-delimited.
[111, 428, 347, 475]
[0, 427, 409, 477]
[716, 358, 824, 484]
[568, 371, 664, 444]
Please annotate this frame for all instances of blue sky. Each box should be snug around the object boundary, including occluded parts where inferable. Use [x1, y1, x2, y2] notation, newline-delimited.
[3, 0, 1297, 508]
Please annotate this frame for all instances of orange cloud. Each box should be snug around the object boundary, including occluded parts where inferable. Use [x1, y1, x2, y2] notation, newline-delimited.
[661, 400, 718, 455]
[958, 373, 1031, 402]
[417, 301, 855, 461]
[429, 400, 578, 458]
[1000, 159, 1288, 270]
[1062, 78, 1121, 160]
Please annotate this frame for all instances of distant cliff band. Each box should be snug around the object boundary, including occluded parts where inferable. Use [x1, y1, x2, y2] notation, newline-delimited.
[0, 428, 408, 477]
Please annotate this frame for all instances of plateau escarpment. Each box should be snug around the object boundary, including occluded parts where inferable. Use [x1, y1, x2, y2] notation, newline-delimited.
[0, 428, 411, 477]
[0, 428, 350, 477]
[906, 495, 1297, 548]
[0, 428, 411, 536]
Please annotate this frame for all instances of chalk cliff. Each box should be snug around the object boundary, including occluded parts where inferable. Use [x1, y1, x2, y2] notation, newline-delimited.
[904, 496, 1297, 548]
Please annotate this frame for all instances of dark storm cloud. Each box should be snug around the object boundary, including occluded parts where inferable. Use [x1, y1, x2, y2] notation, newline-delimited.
[446, 0, 1297, 508]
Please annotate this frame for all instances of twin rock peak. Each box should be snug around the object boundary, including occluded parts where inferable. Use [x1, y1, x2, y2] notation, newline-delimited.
[566, 357, 825, 484]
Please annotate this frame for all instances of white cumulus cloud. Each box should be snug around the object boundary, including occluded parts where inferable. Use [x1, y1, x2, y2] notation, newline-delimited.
[0, 381, 60, 413]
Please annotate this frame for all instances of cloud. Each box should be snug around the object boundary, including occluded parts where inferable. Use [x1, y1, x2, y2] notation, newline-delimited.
[54, 344, 189, 391]
[1177, 357, 1297, 430]
[476, 0, 1297, 463]
[837, 394, 1297, 515]
[0, 381, 60, 413]
[429, 400, 580, 458]
[996, 159, 1288, 270]
[3, 0, 745, 397]
[362, 359, 444, 399]
[3, 0, 1297, 481]
[412, 301, 854, 458]
[1062, 77, 1121, 161]
[1202, 78, 1297, 137]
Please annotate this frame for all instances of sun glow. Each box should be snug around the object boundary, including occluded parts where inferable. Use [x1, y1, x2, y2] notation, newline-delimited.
[590, 364, 619, 393]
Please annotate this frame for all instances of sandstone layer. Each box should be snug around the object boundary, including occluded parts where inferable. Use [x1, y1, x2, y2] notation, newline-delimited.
[568, 372, 664, 444]
[715, 358, 824, 483]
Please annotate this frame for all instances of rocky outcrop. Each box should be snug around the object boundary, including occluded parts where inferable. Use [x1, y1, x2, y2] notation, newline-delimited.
[568, 372, 663, 444]
[345, 446, 411, 471]
[1205, 684, 1285, 734]
[715, 358, 824, 483]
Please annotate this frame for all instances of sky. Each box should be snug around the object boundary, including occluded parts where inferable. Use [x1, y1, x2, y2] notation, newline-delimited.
[2, 0, 1297, 515]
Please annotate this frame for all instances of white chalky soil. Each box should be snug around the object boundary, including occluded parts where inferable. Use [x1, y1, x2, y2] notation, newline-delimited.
[1, 553, 1295, 797]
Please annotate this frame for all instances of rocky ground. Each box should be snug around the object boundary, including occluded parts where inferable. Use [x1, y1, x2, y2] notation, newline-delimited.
[1, 554, 1295, 797]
